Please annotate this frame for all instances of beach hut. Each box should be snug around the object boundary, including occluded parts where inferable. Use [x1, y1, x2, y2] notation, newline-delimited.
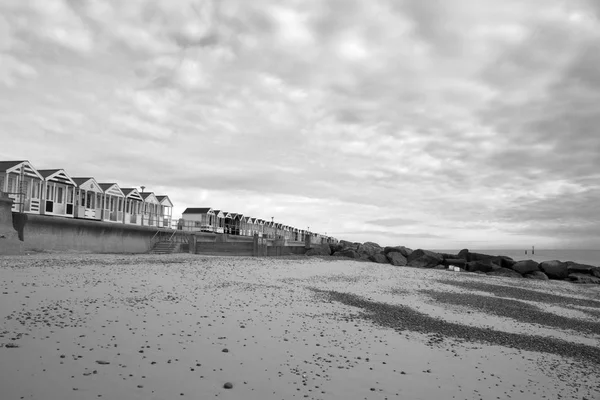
[223, 212, 236, 234]
[245, 217, 255, 236]
[0, 160, 44, 214]
[98, 183, 125, 223]
[156, 195, 173, 228]
[242, 216, 252, 236]
[121, 188, 144, 225]
[181, 208, 215, 232]
[38, 169, 77, 218]
[72, 177, 103, 220]
[140, 192, 160, 227]
[212, 210, 226, 233]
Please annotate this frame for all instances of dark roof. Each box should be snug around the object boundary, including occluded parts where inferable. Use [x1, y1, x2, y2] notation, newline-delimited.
[139, 192, 155, 200]
[72, 177, 94, 186]
[99, 183, 118, 191]
[156, 195, 168, 201]
[38, 169, 62, 178]
[183, 207, 212, 214]
[0, 161, 26, 172]
[120, 188, 136, 195]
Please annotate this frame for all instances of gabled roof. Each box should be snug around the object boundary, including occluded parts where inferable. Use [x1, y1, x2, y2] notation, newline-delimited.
[120, 188, 144, 201]
[213, 209, 225, 218]
[0, 160, 43, 179]
[156, 195, 173, 207]
[183, 207, 213, 214]
[38, 169, 76, 186]
[140, 192, 159, 203]
[222, 211, 233, 218]
[99, 183, 125, 197]
[72, 177, 102, 192]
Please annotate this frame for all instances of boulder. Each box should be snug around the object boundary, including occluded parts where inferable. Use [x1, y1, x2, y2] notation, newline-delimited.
[442, 258, 467, 268]
[566, 262, 597, 274]
[369, 253, 389, 264]
[306, 244, 332, 256]
[539, 260, 569, 279]
[338, 240, 359, 250]
[568, 273, 600, 284]
[357, 242, 383, 258]
[383, 246, 413, 258]
[332, 249, 361, 259]
[457, 249, 515, 268]
[593, 267, 600, 279]
[511, 260, 540, 275]
[386, 252, 408, 266]
[407, 249, 443, 268]
[329, 243, 345, 254]
[486, 268, 523, 279]
[466, 261, 495, 273]
[525, 271, 549, 280]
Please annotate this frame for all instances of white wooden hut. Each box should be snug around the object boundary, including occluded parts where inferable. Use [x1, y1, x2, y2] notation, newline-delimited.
[121, 188, 144, 225]
[98, 183, 125, 223]
[72, 177, 103, 220]
[181, 208, 215, 232]
[140, 192, 160, 227]
[156, 195, 174, 228]
[212, 209, 226, 233]
[0, 160, 44, 214]
[38, 169, 77, 218]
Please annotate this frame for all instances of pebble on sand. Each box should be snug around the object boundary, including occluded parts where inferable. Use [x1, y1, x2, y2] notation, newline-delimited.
[223, 382, 233, 389]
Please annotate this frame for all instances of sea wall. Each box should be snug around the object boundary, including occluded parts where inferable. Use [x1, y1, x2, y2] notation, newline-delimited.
[20, 214, 173, 254]
[0, 193, 22, 255]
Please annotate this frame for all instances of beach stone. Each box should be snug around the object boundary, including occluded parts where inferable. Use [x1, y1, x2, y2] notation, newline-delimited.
[223, 382, 233, 389]
[539, 260, 569, 279]
[511, 260, 540, 275]
[407, 249, 443, 268]
[592, 267, 600, 279]
[332, 249, 361, 259]
[369, 253, 389, 264]
[568, 273, 600, 284]
[357, 242, 383, 258]
[457, 249, 515, 268]
[566, 262, 596, 274]
[338, 240, 359, 250]
[383, 246, 413, 258]
[329, 243, 344, 254]
[466, 261, 494, 273]
[486, 267, 522, 278]
[525, 271, 549, 280]
[386, 252, 407, 266]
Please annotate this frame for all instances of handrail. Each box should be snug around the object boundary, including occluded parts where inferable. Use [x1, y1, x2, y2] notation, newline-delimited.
[168, 229, 177, 242]
[151, 230, 161, 242]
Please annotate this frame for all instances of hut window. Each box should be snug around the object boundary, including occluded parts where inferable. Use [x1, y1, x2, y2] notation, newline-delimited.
[67, 187, 74, 203]
[8, 176, 14, 192]
[46, 184, 54, 201]
[86, 191, 94, 208]
[0, 177, 4, 192]
[32, 181, 39, 198]
[97, 194, 102, 208]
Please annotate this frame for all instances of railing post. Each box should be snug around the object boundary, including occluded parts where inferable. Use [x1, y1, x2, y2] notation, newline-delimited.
[253, 233, 258, 257]
[189, 233, 197, 254]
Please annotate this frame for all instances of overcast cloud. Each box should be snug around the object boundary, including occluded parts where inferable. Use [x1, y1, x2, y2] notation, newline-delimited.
[1, 0, 599, 249]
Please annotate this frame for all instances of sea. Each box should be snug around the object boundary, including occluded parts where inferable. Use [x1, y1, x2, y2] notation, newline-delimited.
[434, 249, 600, 267]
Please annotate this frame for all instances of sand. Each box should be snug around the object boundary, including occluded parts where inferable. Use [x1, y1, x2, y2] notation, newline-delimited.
[1, 253, 599, 400]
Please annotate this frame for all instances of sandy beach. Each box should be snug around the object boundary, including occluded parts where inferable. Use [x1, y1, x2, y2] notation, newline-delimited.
[1, 253, 599, 400]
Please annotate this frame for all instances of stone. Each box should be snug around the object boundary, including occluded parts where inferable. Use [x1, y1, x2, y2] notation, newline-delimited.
[466, 261, 494, 273]
[329, 243, 345, 254]
[306, 244, 332, 256]
[386, 252, 408, 266]
[568, 273, 600, 284]
[383, 246, 413, 258]
[442, 258, 467, 268]
[338, 240, 358, 250]
[357, 242, 383, 258]
[407, 249, 443, 268]
[223, 382, 233, 389]
[539, 260, 569, 279]
[511, 260, 540, 275]
[525, 271, 549, 280]
[486, 268, 523, 279]
[332, 249, 361, 259]
[593, 267, 600, 279]
[369, 253, 389, 264]
[457, 249, 515, 268]
[566, 262, 597, 274]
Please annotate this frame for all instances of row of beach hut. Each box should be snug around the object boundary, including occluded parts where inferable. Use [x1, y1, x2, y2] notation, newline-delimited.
[180, 208, 337, 244]
[0, 160, 174, 228]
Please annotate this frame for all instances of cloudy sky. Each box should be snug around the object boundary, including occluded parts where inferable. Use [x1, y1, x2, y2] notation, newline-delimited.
[1, 0, 599, 249]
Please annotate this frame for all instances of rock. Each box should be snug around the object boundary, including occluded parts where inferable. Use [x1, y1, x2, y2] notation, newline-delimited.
[568, 273, 600, 284]
[223, 382, 233, 389]
[369, 253, 389, 264]
[306, 244, 332, 256]
[407, 249, 443, 268]
[539, 260, 569, 279]
[566, 262, 597, 274]
[457, 249, 515, 268]
[332, 249, 361, 259]
[486, 268, 523, 279]
[593, 267, 600, 279]
[466, 261, 495, 273]
[338, 240, 358, 250]
[95, 360, 110, 365]
[442, 258, 467, 268]
[329, 243, 344, 254]
[357, 242, 383, 258]
[511, 260, 540, 275]
[386, 252, 407, 266]
[525, 271, 549, 280]
[383, 246, 413, 258]
[222, 348, 229, 353]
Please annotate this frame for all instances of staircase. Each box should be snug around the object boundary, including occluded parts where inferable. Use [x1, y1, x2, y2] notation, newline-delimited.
[150, 241, 178, 255]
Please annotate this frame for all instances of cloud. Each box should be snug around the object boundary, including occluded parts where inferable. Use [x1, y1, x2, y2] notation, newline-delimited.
[0, 0, 599, 249]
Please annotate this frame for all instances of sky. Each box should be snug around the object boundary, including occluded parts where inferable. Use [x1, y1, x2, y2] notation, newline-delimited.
[1, 0, 599, 250]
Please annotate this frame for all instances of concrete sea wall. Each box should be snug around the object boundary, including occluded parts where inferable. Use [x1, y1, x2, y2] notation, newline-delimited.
[0, 193, 22, 255]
